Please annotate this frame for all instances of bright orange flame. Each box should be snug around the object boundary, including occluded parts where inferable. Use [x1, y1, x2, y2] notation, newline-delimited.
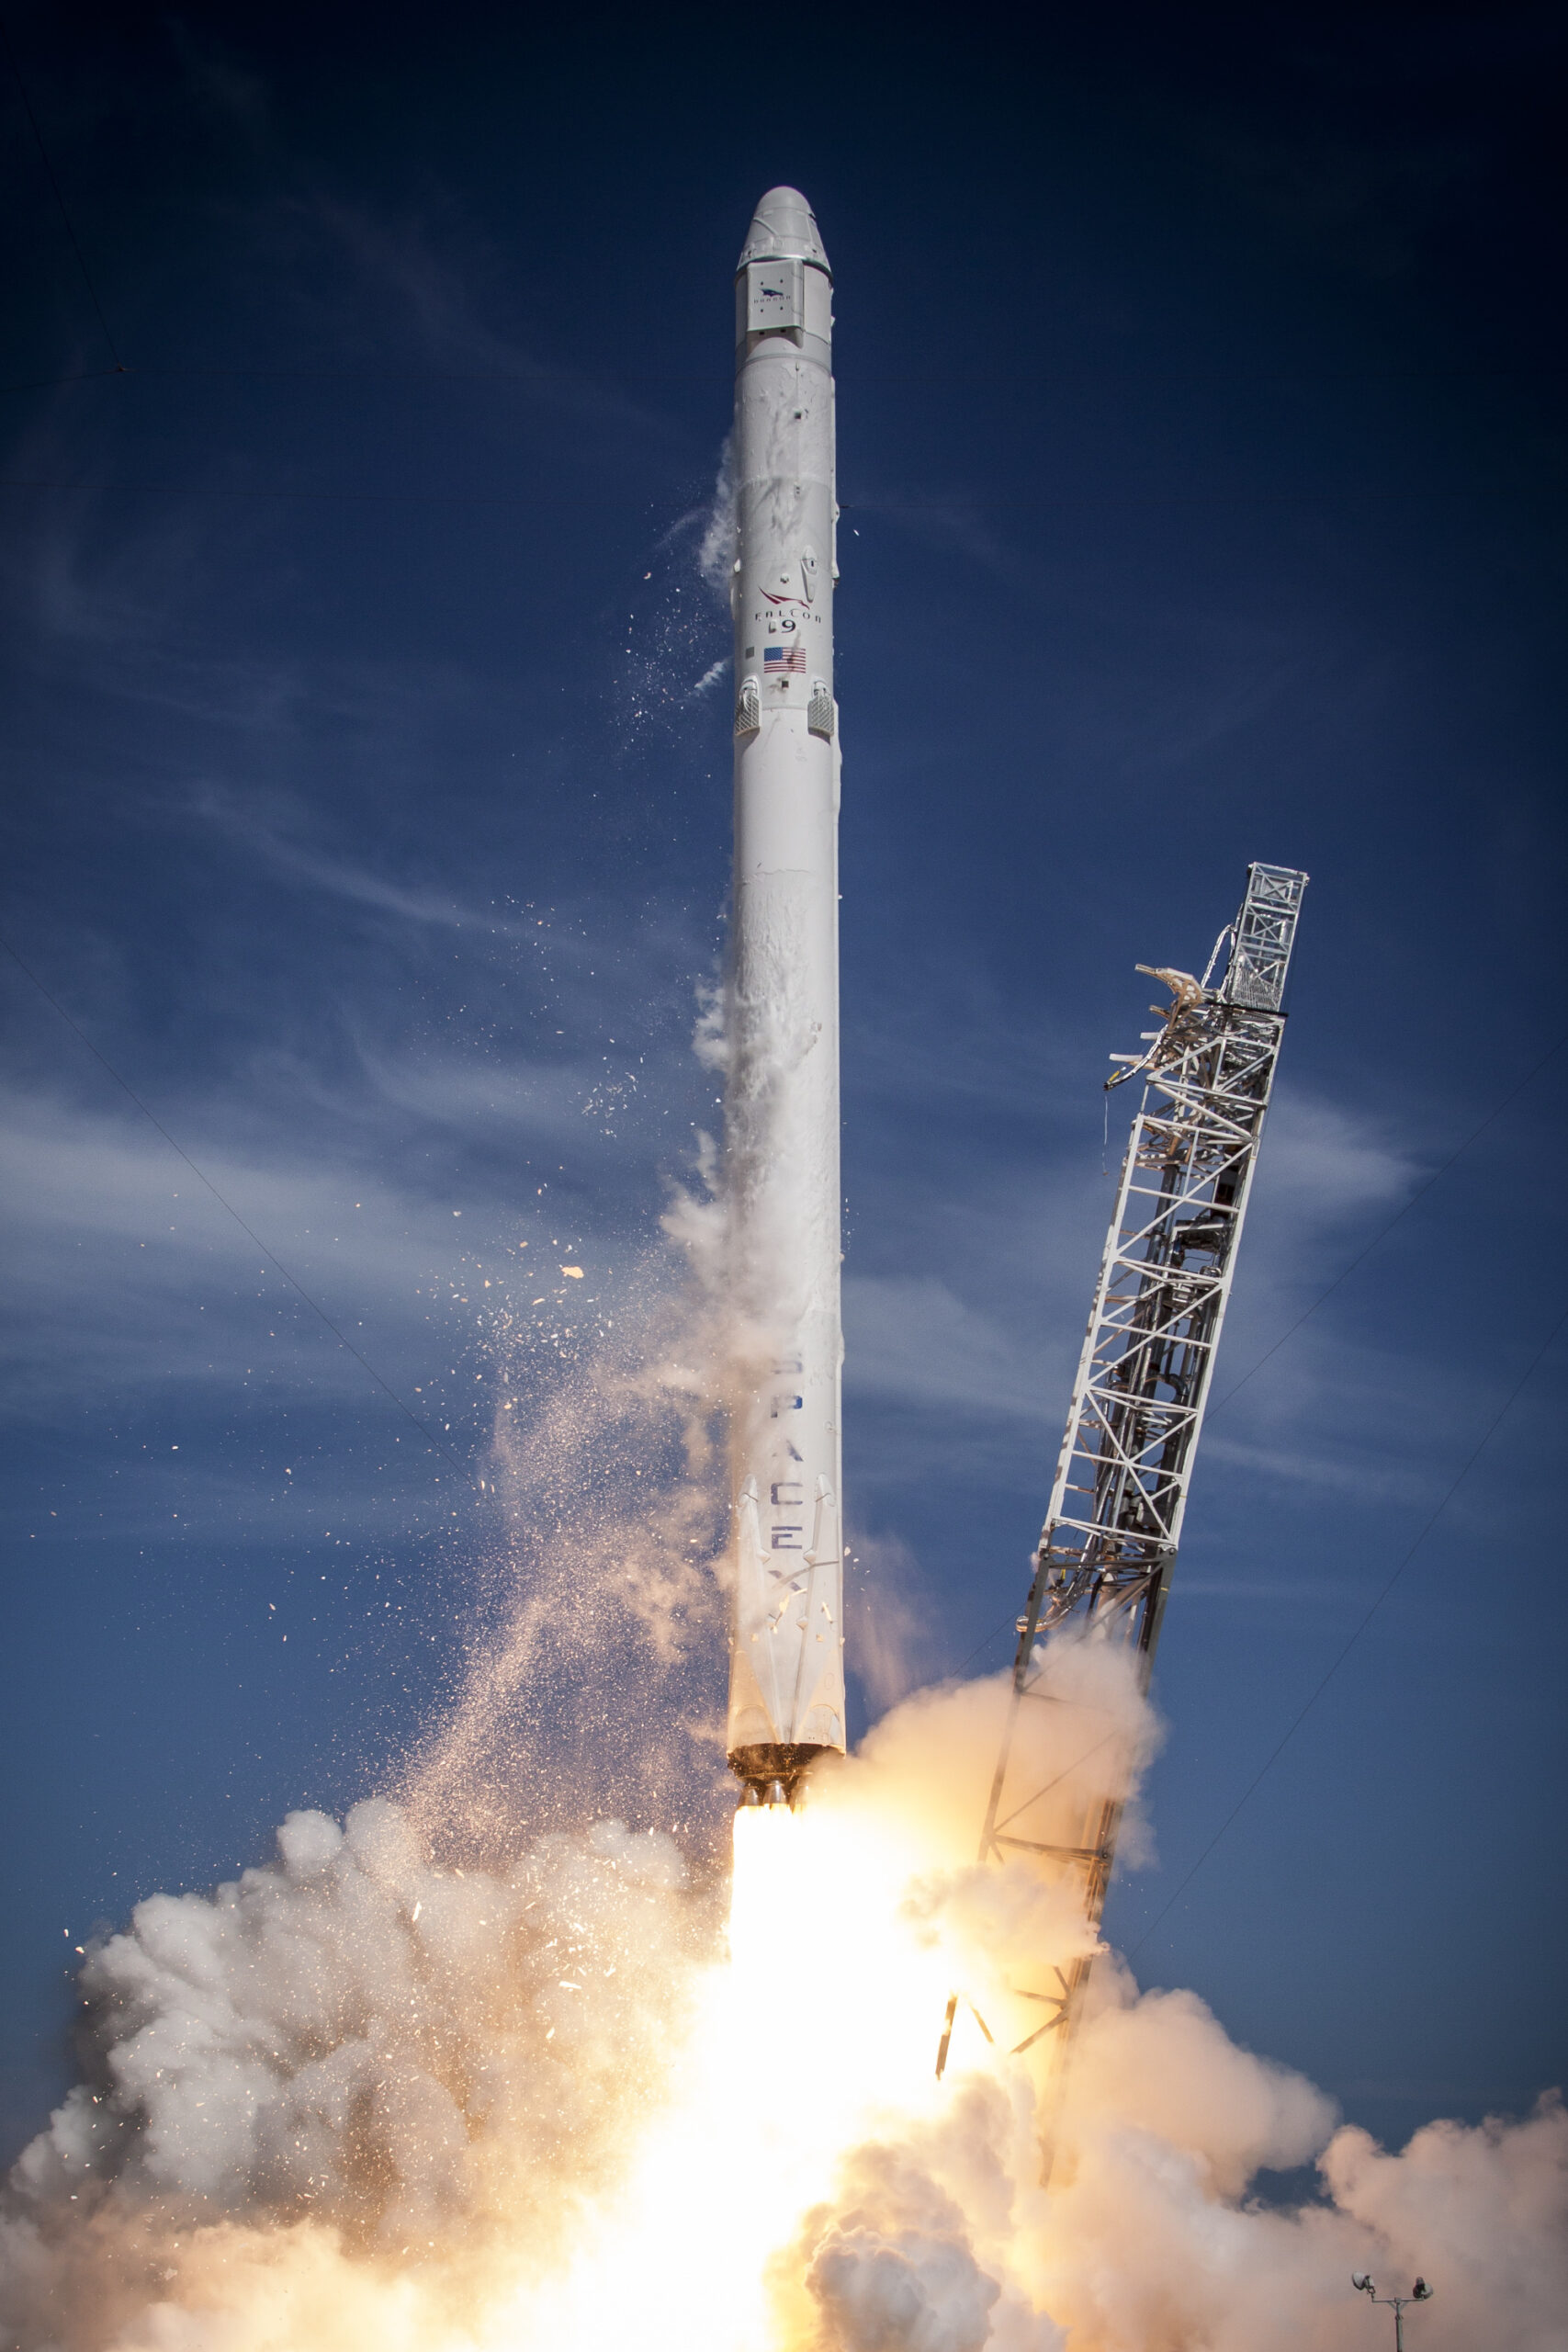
[476, 1796, 966, 2352]
[18, 1657, 1545, 2352]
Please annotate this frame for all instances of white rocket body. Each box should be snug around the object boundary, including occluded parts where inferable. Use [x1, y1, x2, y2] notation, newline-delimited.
[723, 188, 845, 1802]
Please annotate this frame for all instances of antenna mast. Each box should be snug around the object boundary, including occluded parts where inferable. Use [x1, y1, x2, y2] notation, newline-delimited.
[938, 861, 1308, 2076]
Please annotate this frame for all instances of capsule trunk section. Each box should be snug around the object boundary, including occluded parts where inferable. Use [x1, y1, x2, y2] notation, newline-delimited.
[725, 189, 845, 1804]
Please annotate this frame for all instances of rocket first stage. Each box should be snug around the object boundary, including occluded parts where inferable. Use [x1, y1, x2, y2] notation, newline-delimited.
[724, 187, 845, 1808]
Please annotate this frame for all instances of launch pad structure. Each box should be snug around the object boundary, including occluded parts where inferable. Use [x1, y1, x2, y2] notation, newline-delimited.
[939, 860, 1309, 2078]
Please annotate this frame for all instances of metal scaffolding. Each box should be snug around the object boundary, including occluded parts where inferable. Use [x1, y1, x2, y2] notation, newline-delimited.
[938, 861, 1308, 2080]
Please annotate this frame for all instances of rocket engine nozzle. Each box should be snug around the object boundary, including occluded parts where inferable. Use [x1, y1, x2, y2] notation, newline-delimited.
[729, 1742, 829, 1811]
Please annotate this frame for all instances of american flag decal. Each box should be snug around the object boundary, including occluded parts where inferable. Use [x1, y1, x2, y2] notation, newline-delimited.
[764, 643, 807, 673]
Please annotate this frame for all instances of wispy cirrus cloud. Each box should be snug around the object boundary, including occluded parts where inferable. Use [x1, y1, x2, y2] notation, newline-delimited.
[854, 485, 1015, 576]
[835, 1076, 1460, 1532]
[844, 1272, 1052, 1424]
[313, 198, 678, 440]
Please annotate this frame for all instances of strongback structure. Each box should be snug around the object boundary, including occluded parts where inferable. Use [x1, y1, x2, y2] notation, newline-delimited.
[938, 861, 1308, 2077]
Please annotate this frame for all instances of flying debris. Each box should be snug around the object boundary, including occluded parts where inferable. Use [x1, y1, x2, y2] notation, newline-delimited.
[722, 189, 845, 1810]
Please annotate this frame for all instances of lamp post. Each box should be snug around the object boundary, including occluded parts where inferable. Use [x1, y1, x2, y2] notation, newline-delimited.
[1352, 2273, 1433, 2350]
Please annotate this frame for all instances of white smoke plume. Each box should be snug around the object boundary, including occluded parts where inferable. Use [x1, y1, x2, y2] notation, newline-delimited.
[698, 435, 739, 602]
[4, 1634, 1564, 2349]
[11, 1803, 703, 2230]
[790, 2145, 1009, 2352]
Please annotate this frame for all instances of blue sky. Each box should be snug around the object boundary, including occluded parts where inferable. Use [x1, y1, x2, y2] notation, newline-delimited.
[2, 3, 1563, 2166]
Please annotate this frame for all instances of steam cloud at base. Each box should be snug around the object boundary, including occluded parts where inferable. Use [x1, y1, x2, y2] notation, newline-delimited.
[5, 1611, 1564, 2348]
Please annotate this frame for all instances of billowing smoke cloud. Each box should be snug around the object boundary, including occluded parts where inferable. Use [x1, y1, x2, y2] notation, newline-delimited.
[4, 1649, 1565, 2350]
[13, 1804, 702, 2235]
[791, 2146, 1007, 2352]
[1, 1797, 718, 2342]
[753, 1665, 1567, 2352]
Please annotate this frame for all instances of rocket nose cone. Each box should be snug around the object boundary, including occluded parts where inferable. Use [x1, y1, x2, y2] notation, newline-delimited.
[738, 186, 829, 275]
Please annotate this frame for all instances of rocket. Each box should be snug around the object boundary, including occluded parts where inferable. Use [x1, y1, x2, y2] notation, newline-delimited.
[723, 188, 845, 1809]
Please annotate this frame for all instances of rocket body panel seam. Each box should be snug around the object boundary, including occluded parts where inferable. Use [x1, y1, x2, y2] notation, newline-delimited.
[726, 188, 845, 1785]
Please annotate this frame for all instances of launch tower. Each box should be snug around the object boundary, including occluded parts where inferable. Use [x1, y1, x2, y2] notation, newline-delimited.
[940, 861, 1308, 2074]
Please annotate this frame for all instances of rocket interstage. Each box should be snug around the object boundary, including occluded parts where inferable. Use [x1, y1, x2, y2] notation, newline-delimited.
[724, 187, 844, 1808]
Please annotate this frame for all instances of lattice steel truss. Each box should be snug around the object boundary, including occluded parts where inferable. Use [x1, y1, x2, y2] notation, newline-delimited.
[938, 862, 1307, 2080]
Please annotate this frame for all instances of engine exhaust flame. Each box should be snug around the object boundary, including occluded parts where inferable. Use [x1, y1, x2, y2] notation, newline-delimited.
[6, 1640, 1563, 2351]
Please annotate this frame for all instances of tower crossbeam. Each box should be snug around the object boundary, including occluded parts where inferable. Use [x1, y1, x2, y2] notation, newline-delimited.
[937, 863, 1307, 2086]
